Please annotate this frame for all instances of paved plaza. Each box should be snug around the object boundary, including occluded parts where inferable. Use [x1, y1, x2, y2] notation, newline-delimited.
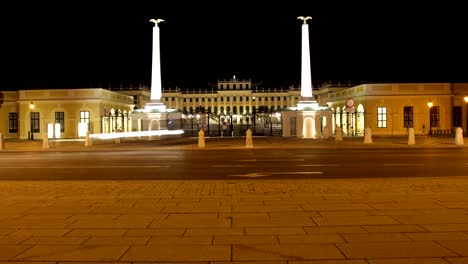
[0, 136, 467, 263]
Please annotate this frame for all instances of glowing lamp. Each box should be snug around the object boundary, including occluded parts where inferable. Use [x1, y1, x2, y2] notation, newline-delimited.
[427, 100, 433, 108]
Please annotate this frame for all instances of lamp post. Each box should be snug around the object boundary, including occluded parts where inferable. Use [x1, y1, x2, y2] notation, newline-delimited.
[270, 114, 273, 136]
[206, 113, 210, 136]
[464, 96, 468, 136]
[427, 100, 433, 137]
[29, 101, 35, 140]
[188, 114, 193, 137]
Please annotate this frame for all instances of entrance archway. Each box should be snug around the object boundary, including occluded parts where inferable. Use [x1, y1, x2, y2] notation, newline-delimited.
[303, 116, 315, 138]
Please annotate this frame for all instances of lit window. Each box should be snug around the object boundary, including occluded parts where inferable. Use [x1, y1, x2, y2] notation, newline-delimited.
[377, 107, 387, 128]
[80, 111, 90, 124]
[55, 112, 65, 132]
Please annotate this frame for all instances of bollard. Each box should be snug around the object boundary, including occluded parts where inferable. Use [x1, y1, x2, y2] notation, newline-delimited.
[408, 127, 415, 145]
[0, 132, 4, 150]
[323, 125, 331, 139]
[364, 127, 373, 144]
[85, 131, 93, 147]
[335, 126, 343, 142]
[198, 130, 205, 148]
[455, 127, 464, 146]
[42, 133, 49, 149]
[245, 129, 253, 148]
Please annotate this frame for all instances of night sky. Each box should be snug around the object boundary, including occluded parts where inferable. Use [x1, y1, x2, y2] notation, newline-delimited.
[1, 2, 467, 91]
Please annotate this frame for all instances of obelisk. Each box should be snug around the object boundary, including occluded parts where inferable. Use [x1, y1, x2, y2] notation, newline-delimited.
[145, 18, 166, 112]
[297, 16, 318, 110]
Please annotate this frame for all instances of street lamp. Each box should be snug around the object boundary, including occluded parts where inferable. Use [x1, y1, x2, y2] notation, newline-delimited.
[465, 97, 468, 136]
[29, 101, 35, 140]
[427, 100, 433, 136]
[270, 114, 273, 136]
[188, 114, 193, 136]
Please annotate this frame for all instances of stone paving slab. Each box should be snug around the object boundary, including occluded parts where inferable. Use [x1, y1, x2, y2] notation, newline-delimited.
[120, 245, 231, 261]
[336, 241, 458, 258]
[0, 177, 467, 262]
[232, 244, 345, 260]
[13, 245, 129, 261]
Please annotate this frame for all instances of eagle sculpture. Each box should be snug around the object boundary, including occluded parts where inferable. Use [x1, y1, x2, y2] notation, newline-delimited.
[297, 16, 312, 24]
[149, 19, 165, 26]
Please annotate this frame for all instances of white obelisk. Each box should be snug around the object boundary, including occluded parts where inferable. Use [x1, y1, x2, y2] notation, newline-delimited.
[145, 18, 166, 112]
[297, 16, 318, 110]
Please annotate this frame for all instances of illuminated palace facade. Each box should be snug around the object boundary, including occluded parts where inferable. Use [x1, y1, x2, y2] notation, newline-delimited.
[0, 89, 134, 139]
[1, 77, 468, 139]
[118, 78, 468, 137]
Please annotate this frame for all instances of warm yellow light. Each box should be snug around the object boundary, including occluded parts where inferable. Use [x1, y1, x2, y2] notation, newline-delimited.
[464, 96, 468, 103]
[29, 101, 35, 110]
[427, 100, 433, 108]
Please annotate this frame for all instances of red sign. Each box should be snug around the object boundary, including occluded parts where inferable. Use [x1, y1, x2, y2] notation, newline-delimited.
[345, 98, 354, 108]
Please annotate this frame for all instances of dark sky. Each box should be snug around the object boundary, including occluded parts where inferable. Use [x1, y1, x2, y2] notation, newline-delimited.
[1, 2, 467, 90]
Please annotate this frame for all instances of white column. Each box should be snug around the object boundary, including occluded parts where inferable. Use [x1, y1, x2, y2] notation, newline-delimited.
[297, 16, 317, 111]
[145, 19, 166, 112]
[301, 22, 312, 99]
[151, 24, 162, 102]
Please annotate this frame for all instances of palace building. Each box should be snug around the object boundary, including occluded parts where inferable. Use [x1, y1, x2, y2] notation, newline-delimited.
[1, 78, 468, 139]
[0, 88, 134, 140]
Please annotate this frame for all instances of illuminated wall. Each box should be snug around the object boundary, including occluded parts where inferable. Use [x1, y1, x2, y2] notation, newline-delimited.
[0, 89, 133, 139]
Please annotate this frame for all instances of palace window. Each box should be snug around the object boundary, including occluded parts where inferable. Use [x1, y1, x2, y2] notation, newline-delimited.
[31, 112, 40, 132]
[403, 106, 413, 128]
[80, 111, 90, 125]
[55, 112, 65, 132]
[453, 106, 462, 127]
[8, 112, 18, 133]
[377, 106, 387, 128]
[430, 106, 440, 128]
